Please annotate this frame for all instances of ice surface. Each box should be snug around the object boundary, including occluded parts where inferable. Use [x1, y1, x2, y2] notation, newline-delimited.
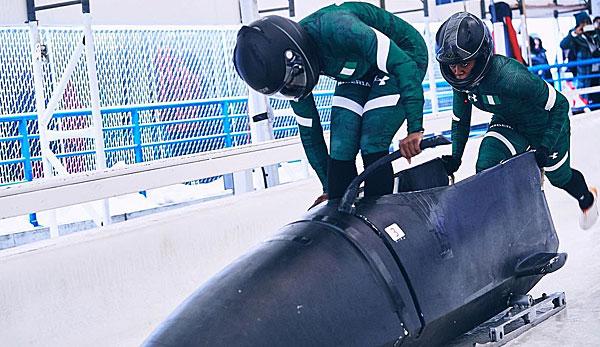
[2, 111, 599, 346]
[506, 113, 600, 345]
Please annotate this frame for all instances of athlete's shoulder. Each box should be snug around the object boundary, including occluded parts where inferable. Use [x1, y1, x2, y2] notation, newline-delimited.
[299, 4, 357, 34]
[486, 55, 539, 94]
[336, 1, 382, 13]
[490, 54, 531, 75]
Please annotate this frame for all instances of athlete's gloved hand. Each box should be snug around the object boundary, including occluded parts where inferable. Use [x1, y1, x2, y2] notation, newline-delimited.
[534, 146, 549, 168]
[440, 155, 461, 175]
[308, 193, 328, 210]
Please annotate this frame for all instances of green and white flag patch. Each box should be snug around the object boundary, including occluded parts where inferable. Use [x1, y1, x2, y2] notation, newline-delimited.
[482, 94, 501, 105]
[339, 61, 357, 77]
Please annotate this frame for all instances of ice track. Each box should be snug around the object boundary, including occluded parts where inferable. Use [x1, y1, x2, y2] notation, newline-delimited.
[1, 112, 599, 346]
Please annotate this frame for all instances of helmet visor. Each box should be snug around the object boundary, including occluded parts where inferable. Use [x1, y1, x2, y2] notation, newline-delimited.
[271, 50, 310, 101]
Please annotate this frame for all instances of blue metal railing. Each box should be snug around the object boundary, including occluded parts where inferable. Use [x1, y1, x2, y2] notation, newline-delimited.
[4, 59, 599, 185]
[0, 98, 245, 169]
[529, 57, 600, 111]
[0, 89, 450, 187]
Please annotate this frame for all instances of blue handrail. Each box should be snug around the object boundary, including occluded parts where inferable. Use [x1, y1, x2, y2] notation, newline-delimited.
[1, 58, 598, 190]
[527, 57, 600, 72]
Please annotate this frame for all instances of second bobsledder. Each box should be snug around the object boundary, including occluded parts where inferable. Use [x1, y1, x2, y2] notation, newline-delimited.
[144, 142, 567, 346]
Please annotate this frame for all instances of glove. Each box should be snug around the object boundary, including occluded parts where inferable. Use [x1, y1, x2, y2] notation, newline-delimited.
[308, 193, 328, 210]
[534, 146, 549, 168]
[440, 155, 461, 175]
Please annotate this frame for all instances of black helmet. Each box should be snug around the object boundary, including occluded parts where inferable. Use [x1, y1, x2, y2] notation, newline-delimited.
[233, 16, 320, 101]
[435, 12, 494, 92]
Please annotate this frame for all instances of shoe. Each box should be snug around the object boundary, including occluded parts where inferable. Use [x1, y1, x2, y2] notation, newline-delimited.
[580, 187, 599, 230]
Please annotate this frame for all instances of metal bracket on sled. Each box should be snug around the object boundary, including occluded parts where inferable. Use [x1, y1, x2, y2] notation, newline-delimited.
[474, 292, 566, 347]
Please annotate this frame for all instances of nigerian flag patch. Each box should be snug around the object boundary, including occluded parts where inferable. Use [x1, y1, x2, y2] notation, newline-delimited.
[339, 61, 358, 77]
[482, 94, 501, 105]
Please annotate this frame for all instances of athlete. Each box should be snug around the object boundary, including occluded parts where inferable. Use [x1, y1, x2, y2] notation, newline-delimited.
[233, 2, 428, 206]
[436, 12, 598, 229]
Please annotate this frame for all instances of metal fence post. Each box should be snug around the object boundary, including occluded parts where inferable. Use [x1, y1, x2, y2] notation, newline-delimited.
[423, 0, 439, 116]
[240, 0, 280, 190]
[132, 110, 143, 163]
[222, 100, 253, 194]
[19, 119, 39, 227]
[222, 101, 233, 148]
[131, 109, 146, 197]
[222, 101, 235, 190]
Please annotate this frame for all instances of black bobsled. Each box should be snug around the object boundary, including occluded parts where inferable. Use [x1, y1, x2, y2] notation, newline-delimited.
[143, 137, 566, 347]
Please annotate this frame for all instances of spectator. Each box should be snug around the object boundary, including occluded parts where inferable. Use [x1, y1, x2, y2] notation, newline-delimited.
[560, 11, 600, 105]
[594, 16, 600, 29]
[529, 35, 552, 80]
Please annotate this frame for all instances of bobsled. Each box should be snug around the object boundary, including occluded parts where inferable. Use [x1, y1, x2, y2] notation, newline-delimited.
[144, 136, 566, 346]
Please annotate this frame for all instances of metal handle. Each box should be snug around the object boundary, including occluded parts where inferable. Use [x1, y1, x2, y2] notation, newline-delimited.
[338, 135, 451, 214]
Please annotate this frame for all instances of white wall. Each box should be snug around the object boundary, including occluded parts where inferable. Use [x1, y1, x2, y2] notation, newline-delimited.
[0, 0, 241, 26]
[0, 0, 583, 27]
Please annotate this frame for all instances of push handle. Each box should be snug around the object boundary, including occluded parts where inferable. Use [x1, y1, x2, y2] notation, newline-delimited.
[338, 135, 451, 214]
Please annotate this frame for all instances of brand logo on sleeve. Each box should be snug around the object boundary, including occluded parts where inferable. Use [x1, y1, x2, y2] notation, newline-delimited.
[374, 75, 390, 86]
[468, 93, 478, 103]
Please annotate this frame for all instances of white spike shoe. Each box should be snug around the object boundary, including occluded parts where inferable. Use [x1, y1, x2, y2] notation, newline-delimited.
[580, 187, 598, 230]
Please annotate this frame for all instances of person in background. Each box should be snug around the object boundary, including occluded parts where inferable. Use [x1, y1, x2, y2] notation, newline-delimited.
[436, 12, 598, 230]
[560, 11, 600, 105]
[233, 2, 428, 207]
[529, 35, 552, 80]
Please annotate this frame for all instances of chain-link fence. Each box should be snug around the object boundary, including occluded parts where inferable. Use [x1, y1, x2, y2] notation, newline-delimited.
[0, 26, 321, 185]
[0, 25, 443, 186]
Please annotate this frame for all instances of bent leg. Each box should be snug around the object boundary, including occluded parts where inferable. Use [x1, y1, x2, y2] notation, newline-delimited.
[542, 134, 595, 209]
[361, 151, 393, 197]
[476, 123, 529, 173]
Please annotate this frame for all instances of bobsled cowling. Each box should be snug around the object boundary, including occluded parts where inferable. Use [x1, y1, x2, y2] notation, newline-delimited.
[144, 152, 562, 347]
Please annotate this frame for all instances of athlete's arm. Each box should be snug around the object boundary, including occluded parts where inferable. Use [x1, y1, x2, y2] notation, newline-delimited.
[451, 90, 473, 160]
[502, 68, 570, 150]
[291, 94, 329, 192]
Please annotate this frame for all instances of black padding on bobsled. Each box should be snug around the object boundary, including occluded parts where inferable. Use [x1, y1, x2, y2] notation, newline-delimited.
[395, 158, 449, 193]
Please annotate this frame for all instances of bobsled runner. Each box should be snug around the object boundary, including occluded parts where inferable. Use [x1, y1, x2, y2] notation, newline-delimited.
[451, 291, 566, 346]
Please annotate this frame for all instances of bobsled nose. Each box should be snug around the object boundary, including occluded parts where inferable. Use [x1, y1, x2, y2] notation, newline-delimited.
[143, 215, 421, 347]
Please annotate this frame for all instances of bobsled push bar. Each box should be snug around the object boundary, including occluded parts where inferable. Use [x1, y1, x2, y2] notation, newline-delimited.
[339, 135, 451, 213]
[471, 292, 567, 346]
